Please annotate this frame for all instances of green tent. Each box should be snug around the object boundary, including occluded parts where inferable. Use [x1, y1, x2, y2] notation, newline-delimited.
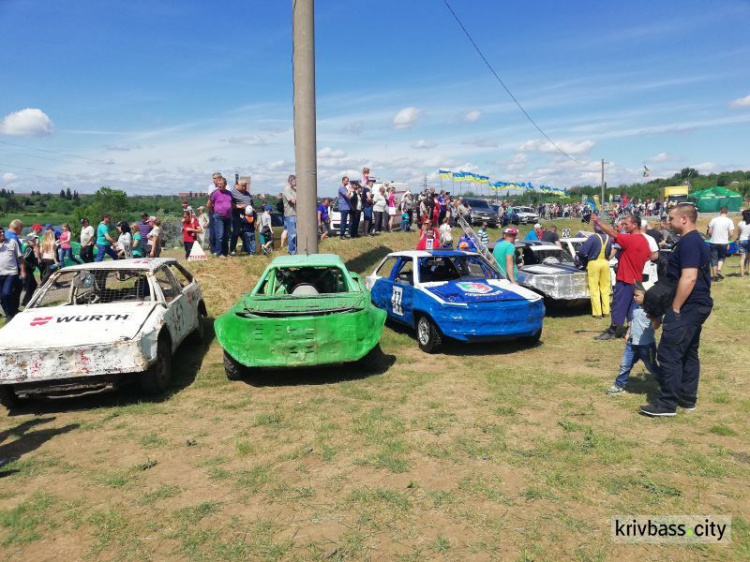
[689, 186, 742, 213]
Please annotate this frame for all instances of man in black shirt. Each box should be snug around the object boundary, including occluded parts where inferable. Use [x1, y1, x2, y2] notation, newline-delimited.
[541, 224, 561, 247]
[641, 203, 712, 417]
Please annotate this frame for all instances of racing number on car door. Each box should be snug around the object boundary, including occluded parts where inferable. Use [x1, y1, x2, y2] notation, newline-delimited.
[391, 286, 403, 316]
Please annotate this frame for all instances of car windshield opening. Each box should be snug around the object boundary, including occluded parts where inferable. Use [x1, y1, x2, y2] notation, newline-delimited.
[257, 266, 353, 296]
[30, 269, 153, 308]
[418, 255, 500, 283]
[522, 248, 574, 266]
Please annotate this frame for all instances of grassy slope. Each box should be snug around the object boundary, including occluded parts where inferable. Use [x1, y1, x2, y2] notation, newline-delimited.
[0, 218, 748, 561]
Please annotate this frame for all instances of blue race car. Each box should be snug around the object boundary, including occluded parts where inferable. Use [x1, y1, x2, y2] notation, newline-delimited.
[365, 250, 545, 353]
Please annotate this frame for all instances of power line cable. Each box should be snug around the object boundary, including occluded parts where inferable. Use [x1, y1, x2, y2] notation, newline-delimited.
[441, 0, 590, 167]
[0, 139, 137, 171]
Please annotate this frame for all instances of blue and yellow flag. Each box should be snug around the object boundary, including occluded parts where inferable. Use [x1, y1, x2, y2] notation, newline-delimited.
[439, 169, 452, 179]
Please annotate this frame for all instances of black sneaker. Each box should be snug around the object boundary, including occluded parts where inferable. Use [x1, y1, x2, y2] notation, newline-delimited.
[717, 271, 724, 279]
[677, 399, 696, 413]
[640, 403, 677, 417]
[595, 328, 616, 341]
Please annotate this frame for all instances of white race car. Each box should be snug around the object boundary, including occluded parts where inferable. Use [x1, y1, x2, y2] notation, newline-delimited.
[0, 258, 207, 410]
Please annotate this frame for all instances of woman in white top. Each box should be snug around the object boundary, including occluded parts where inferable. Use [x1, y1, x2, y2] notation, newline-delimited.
[148, 218, 162, 258]
[737, 209, 750, 276]
[116, 221, 133, 259]
[372, 187, 387, 234]
[439, 217, 453, 249]
[40, 229, 60, 284]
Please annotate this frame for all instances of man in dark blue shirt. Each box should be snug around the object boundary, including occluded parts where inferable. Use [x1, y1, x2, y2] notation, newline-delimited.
[641, 203, 712, 417]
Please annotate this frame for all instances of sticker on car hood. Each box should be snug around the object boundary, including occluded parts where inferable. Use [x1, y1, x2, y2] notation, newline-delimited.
[424, 279, 534, 302]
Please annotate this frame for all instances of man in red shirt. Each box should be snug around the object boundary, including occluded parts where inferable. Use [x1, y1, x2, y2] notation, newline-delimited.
[591, 214, 652, 340]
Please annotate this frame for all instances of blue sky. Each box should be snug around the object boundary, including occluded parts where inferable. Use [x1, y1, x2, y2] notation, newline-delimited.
[1, 0, 749, 196]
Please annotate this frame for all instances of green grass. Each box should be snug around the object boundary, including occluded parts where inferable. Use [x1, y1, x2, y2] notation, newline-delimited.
[1, 224, 749, 560]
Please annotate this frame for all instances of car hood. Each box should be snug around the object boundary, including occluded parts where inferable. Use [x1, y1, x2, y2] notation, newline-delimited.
[520, 263, 581, 275]
[0, 303, 159, 350]
[422, 279, 541, 303]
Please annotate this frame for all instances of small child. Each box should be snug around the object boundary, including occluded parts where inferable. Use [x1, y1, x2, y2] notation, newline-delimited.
[400, 210, 410, 232]
[260, 205, 274, 255]
[606, 284, 659, 394]
[439, 217, 453, 249]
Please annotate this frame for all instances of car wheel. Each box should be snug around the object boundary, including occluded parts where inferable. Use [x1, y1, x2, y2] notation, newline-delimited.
[223, 351, 246, 381]
[416, 315, 443, 353]
[189, 304, 208, 344]
[524, 328, 543, 345]
[0, 386, 20, 411]
[140, 334, 172, 394]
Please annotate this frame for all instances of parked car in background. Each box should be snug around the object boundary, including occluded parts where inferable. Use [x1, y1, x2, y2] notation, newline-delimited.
[0, 259, 208, 410]
[366, 250, 544, 352]
[512, 206, 540, 225]
[462, 198, 498, 227]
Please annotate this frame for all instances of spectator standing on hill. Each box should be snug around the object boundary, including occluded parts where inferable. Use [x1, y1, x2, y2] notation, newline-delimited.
[707, 206, 734, 281]
[95, 216, 118, 262]
[372, 186, 387, 234]
[387, 187, 397, 232]
[476, 222, 490, 246]
[525, 223, 542, 241]
[116, 221, 132, 259]
[181, 210, 202, 258]
[641, 203, 713, 417]
[230, 176, 254, 255]
[147, 218, 163, 258]
[79, 218, 95, 263]
[138, 213, 153, 256]
[350, 184, 363, 238]
[362, 181, 374, 236]
[591, 214, 651, 340]
[130, 224, 144, 258]
[577, 223, 613, 318]
[196, 207, 209, 249]
[260, 205, 274, 255]
[59, 224, 81, 265]
[737, 209, 750, 276]
[337, 176, 352, 239]
[0, 227, 26, 320]
[276, 193, 288, 249]
[317, 198, 330, 241]
[283, 174, 298, 254]
[209, 177, 233, 258]
[492, 227, 519, 283]
[21, 234, 40, 307]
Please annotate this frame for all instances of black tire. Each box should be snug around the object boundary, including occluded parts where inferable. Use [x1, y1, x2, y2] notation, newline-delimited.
[416, 314, 443, 354]
[0, 386, 19, 411]
[140, 334, 173, 394]
[223, 351, 245, 381]
[189, 304, 207, 344]
[524, 328, 543, 345]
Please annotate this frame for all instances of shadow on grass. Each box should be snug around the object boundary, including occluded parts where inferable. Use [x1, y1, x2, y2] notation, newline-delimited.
[236, 345, 396, 387]
[620, 372, 659, 403]
[4, 319, 217, 417]
[543, 300, 591, 317]
[385, 319, 543, 356]
[344, 245, 393, 275]
[0, 417, 79, 477]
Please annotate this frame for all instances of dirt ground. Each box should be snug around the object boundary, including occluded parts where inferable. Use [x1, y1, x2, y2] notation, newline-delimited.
[1, 219, 748, 561]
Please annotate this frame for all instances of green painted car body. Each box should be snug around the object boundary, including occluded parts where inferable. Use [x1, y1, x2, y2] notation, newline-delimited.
[215, 254, 386, 369]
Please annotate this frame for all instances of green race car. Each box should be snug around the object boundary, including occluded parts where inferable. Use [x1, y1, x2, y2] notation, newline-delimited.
[215, 254, 386, 379]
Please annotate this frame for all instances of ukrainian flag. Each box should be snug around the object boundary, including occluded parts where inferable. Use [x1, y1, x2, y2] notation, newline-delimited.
[439, 169, 452, 179]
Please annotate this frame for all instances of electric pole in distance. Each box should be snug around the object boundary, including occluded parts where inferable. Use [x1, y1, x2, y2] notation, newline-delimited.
[293, 0, 318, 254]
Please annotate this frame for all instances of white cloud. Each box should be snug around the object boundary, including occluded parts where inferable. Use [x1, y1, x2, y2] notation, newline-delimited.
[318, 147, 347, 159]
[225, 135, 267, 146]
[647, 152, 671, 162]
[462, 139, 499, 148]
[729, 94, 750, 108]
[2, 172, 17, 182]
[517, 138, 594, 155]
[464, 110, 481, 122]
[412, 139, 436, 149]
[105, 144, 139, 151]
[0, 108, 54, 137]
[392, 107, 420, 129]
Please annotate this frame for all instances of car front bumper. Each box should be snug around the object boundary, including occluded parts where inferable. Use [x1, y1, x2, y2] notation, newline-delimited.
[432, 299, 545, 342]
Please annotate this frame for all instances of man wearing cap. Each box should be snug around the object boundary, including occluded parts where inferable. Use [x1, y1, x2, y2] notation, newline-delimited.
[591, 214, 651, 340]
[493, 227, 519, 284]
[283, 174, 297, 254]
[577, 223, 613, 318]
[525, 223, 543, 241]
[79, 218, 96, 263]
[0, 226, 26, 320]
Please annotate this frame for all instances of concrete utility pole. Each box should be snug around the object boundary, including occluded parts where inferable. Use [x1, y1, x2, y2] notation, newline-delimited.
[293, 0, 318, 254]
